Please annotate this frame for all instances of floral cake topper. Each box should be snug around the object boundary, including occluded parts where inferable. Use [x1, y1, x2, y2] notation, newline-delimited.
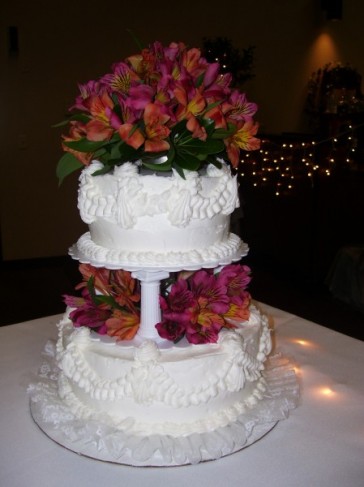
[64, 264, 251, 344]
[56, 41, 260, 183]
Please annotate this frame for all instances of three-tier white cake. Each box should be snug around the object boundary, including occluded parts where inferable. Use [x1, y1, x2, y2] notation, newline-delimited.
[29, 40, 299, 466]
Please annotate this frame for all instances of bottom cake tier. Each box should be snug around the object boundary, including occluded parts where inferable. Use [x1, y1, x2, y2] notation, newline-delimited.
[29, 304, 299, 466]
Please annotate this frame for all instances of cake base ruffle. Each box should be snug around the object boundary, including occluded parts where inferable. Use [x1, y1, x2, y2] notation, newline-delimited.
[28, 341, 299, 466]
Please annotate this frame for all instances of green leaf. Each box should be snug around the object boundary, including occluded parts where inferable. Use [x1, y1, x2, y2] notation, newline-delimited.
[141, 160, 172, 172]
[195, 72, 204, 87]
[52, 119, 70, 128]
[64, 138, 109, 153]
[126, 29, 145, 50]
[174, 151, 202, 171]
[200, 118, 216, 136]
[92, 147, 108, 159]
[56, 152, 84, 185]
[207, 156, 223, 168]
[203, 99, 223, 114]
[173, 161, 186, 179]
[52, 113, 90, 128]
[109, 141, 125, 160]
[211, 123, 236, 139]
[178, 137, 224, 155]
[96, 294, 117, 307]
[87, 276, 96, 302]
[171, 120, 188, 139]
[91, 165, 115, 177]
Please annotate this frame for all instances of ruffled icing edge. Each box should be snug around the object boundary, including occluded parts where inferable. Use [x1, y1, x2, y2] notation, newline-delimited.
[70, 232, 248, 270]
[28, 342, 299, 466]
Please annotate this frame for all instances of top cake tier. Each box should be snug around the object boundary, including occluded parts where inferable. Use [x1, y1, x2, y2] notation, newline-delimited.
[70, 160, 247, 270]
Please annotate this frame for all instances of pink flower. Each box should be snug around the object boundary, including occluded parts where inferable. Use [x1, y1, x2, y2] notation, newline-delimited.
[159, 279, 195, 323]
[155, 319, 186, 342]
[100, 62, 140, 94]
[224, 91, 258, 122]
[126, 84, 155, 110]
[67, 288, 110, 335]
[217, 264, 251, 306]
[63, 265, 141, 340]
[185, 319, 221, 344]
[189, 270, 230, 315]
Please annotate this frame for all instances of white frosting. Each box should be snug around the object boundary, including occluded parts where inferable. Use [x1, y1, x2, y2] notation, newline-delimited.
[74, 161, 245, 267]
[56, 305, 272, 437]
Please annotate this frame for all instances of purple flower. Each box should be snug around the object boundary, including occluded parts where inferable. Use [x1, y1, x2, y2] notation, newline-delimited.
[189, 270, 230, 314]
[217, 264, 251, 306]
[67, 288, 111, 335]
[155, 319, 186, 342]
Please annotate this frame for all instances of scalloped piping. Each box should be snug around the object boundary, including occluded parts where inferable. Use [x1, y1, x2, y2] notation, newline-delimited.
[72, 231, 247, 267]
[78, 161, 239, 228]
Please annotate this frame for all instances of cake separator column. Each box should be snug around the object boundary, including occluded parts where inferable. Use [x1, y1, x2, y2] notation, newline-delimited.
[132, 269, 170, 341]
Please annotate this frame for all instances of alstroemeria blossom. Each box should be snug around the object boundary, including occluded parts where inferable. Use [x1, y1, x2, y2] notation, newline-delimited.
[224, 91, 258, 122]
[143, 102, 171, 152]
[106, 309, 140, 340]
[217, 264, 251, 306]
[225, 120, 260, 167]
[67, 288, 110, 335]
[118, 123, 145, 149]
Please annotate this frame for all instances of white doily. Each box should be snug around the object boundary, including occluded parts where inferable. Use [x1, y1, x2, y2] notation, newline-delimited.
[28, 341, 299, 466]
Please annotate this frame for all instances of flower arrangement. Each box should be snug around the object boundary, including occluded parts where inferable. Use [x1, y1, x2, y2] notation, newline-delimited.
[64, 264, 141, 340]
[157, 265, 251, 344]
[56, 41, 260, 184]
[64, 263, 251, 344]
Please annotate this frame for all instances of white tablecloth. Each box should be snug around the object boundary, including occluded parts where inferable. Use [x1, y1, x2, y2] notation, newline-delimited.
[1, 303, 363, 487]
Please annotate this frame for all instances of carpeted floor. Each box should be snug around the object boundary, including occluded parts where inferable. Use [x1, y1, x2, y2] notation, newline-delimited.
[1, 256, 363, 341]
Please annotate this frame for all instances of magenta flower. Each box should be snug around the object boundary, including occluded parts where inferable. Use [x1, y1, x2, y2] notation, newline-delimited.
[63, 265, 141, 340]
[224, 91, 258, 122]
[217, 264, 251, 306]
[189, 270, 230, 314]
[185, 321, 221, 344]
[126, 84, 155, 110]
[67, 289, 110, 335]
[160, 278, 195, 323]
[155, 319, 186, 342]
[100, 62, 140, 94]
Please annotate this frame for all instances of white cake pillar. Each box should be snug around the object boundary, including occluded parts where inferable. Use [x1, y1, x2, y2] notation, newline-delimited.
[132, 269, 170, 341]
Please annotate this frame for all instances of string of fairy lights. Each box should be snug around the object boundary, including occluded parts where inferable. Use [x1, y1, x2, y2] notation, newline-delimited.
[238, 122, 364, 196]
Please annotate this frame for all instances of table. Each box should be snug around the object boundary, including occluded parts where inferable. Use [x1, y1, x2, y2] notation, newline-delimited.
[1, 303, 363, 487]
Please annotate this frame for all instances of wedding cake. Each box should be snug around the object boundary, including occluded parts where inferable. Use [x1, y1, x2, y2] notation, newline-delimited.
[29, 41, 299, 466]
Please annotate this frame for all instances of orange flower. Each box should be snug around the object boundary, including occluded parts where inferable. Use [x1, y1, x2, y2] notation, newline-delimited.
[143, 103, 171, 152]
[62, 122, 93, 166]
[106, 309, 140, 340]
[225, 120, 260, 168]
[118, 123, 145, 149]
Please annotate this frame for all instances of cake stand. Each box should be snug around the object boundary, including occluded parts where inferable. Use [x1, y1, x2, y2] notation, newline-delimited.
[69, 236, 248, 342]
